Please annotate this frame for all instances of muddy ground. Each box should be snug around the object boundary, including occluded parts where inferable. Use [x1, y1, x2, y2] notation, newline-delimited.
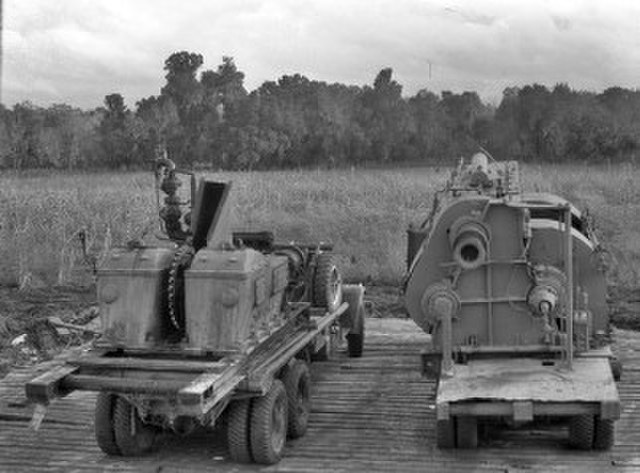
[0, 284, 638, 380]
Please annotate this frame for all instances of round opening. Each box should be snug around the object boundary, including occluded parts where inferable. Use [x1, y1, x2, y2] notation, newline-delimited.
[460, 243, 480, 263]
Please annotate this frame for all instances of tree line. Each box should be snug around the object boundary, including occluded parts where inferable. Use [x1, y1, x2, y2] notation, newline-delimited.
[1, 51, 639, 170]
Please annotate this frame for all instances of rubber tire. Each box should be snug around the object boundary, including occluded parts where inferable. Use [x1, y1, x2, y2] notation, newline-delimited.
[250, 379, 288, 465]
[346, 333, 364, 358]
[346, 305, 365, 358]
[593, 416, 615, 450]
[456, 416, 478, 449]
[568, 414, 595, 450]
[113, 397, 156, 456]
[436, 419, 456, 448]
[282, 361, 311, 439]
[313, 253, 342, 313]
[343, 286, 365, 358]
[227, 399, 252, 463]
[94, 392, 120, 456]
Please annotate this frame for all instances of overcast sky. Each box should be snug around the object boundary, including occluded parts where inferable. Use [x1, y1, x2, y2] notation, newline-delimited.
[4, 0, 640, 109]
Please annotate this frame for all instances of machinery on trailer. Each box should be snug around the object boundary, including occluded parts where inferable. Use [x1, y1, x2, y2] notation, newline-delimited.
[25, 156, 365, 465]
[405, 153, 620, 449]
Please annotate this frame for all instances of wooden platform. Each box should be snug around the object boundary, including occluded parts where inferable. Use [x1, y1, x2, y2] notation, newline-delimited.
[438, 356, 620, 420]
[1, 318, 639, 472]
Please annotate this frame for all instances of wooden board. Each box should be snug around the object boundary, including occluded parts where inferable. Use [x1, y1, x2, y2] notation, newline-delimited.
[1, 320, 639, 472]
[438, 357, 619, 405]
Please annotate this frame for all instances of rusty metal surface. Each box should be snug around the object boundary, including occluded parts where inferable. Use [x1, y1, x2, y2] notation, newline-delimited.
[0, 319, 639, 472]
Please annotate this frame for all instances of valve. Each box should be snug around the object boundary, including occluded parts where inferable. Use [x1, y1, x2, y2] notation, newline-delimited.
[527, 265, 566, 318]
[155, 153, 192, 242]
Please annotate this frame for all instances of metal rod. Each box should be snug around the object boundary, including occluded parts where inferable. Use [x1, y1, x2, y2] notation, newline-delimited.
[190, 173, 196, 211]
[441, 300, 454, 376]
[460, 297, 527, 305]
[564, 205, 574, 368]
[486, 251, 493, 345]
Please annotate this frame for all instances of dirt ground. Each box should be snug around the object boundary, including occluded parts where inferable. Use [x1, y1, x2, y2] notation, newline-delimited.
[0, 285, 98, 379]
[0, 283, 637, 380]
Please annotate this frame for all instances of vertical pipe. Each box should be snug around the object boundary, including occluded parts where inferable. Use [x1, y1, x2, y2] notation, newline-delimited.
[190, 174, 196, 212]
[486, 252, 493, 345]
[437, 297, 454, 376]
[564, 205, 574, 368]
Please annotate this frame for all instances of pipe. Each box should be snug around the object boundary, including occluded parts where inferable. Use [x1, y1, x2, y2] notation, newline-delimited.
[436, 295, 455, 377]
[564, 205, 574, 368]
[450, 219, 489, 270]
[421, 286, 459, 377]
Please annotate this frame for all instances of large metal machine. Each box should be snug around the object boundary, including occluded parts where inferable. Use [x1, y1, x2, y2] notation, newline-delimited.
[405, 153, 620, 450]
[26, 155, 365, 465]
[98, 156, 352, 354]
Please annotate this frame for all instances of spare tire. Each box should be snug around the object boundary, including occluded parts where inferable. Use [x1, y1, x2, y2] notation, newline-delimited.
[313, 253, 342, 312]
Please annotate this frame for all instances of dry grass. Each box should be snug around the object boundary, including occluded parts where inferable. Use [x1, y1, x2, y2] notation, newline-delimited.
[1, 163, 639, 289]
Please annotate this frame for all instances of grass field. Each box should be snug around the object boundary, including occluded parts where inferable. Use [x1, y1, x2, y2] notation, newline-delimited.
[2, 163, 640, 291]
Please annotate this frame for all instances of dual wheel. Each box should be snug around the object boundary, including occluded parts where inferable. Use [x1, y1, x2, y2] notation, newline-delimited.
[94, 393, 156, 456]
[569, 415, 615, 450]
[436, 415, 615, 451]
[227, 360, 311, 465]
[94, 360, 312, 464]
[436, 417, 478, 449]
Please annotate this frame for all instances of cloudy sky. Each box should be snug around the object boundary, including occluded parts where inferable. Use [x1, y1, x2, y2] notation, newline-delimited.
[4, 0, 640, 109]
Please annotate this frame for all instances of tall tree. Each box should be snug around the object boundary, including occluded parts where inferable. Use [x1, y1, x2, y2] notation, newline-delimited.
[161, 51, 204, 116]
[97, 93, 137, 168]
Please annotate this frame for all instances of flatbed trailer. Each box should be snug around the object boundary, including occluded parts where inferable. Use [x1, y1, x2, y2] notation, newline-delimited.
[433, 349, 621, 449]
[24, 295, 362, 465]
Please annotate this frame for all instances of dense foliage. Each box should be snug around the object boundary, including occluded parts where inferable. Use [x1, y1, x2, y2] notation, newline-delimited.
[2, 52, 640, 170]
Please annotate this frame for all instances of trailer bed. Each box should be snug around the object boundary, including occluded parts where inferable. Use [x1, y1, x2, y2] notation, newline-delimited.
[25, 302, 344, 418]
[438, 356, 620, 421]
[1, 319, 639, 472]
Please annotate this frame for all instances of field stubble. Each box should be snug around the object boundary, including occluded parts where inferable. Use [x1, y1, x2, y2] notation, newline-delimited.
[2, 163, 640, 292]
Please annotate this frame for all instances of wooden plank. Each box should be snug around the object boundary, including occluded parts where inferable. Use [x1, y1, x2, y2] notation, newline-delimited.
[70, 356, 229, 373]
[438, 357, 620, 405]
[92, 342, 238, 358]
[24, 365, 79, 405]
[75, 369, 196, 385]
[458, 344, 565, 355]
[61, 375, 186, 395]
[448, 401, 600, 417]
[177, 362, 242, 410]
